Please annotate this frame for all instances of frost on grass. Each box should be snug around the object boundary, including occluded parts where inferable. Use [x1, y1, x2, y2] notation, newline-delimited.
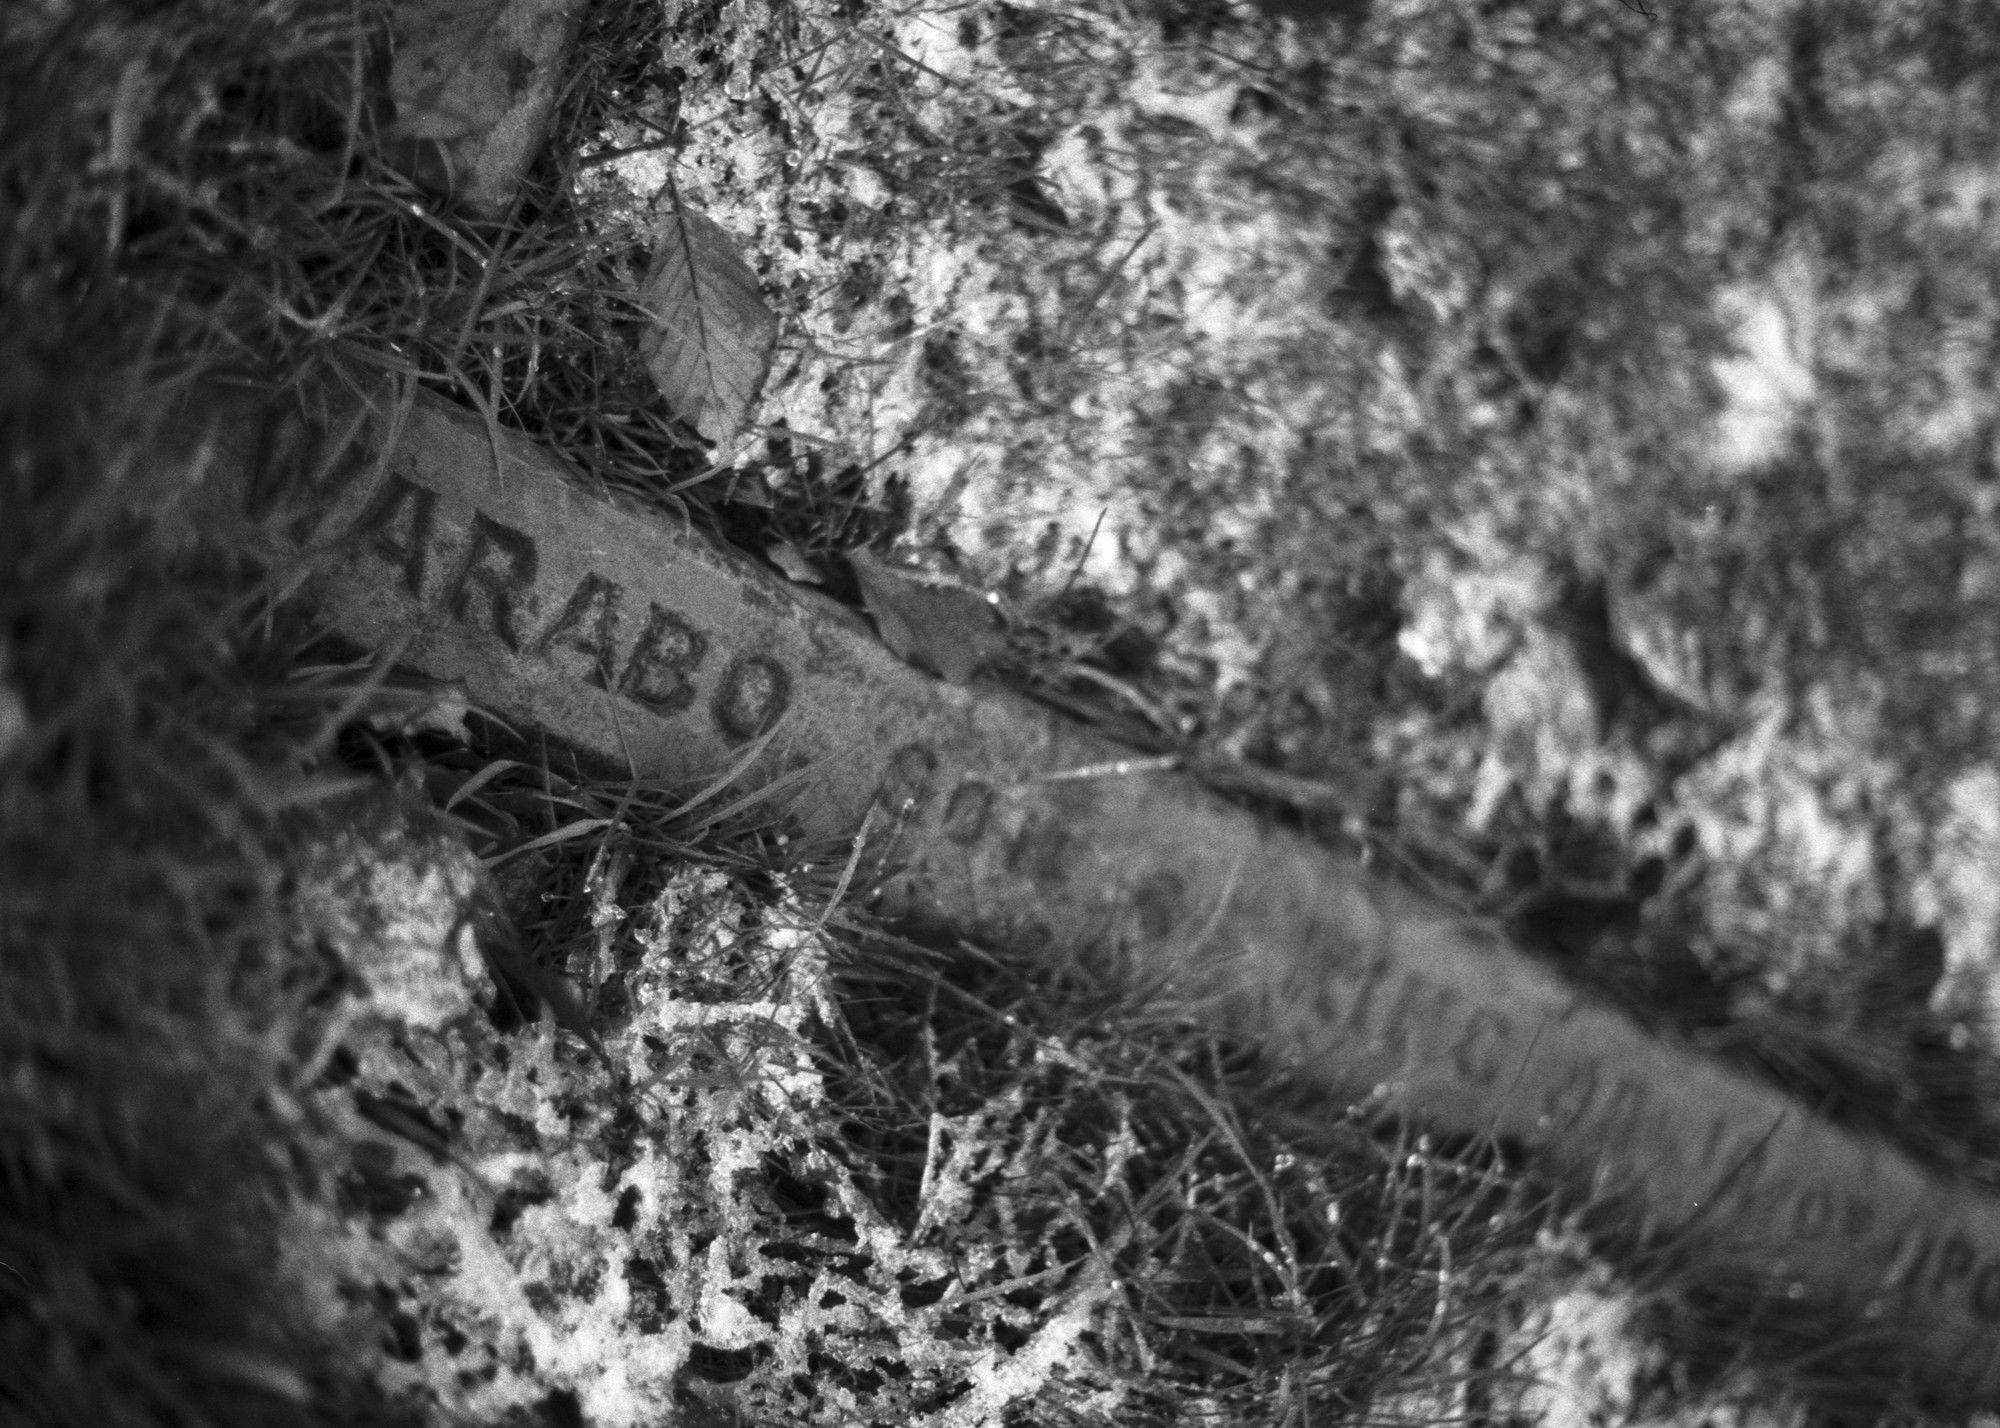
[270, 788, 1216, 1424]
[278, 845, 1145, 1426]
[272, 793, 1558, 1425]
[289, 790, 498, 1038]
[1480, 1231, 1823, 1428]
[572, 0, 2000, 1080]
[376, 0, 2000, 1414]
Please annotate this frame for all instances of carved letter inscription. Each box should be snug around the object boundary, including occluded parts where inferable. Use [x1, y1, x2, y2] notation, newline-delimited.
[619, 603, 708, 715]
[536, 572, 625, 688]
[445, 511, 539, 651]
[712, 653, 790, 743]
[350, 474, 438, 596]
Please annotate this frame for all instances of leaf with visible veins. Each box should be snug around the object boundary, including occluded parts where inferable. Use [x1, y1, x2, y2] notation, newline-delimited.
[848, 549, 1008, 686]
[639, 200, 778, 443]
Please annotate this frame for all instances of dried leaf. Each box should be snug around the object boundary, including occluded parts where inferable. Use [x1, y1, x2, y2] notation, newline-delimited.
[848, 549, 1007, 686]
[392, 0, 518, 141]
[389, 0, 581, 214]
[639, 204, 778, 443]
[766, 539, 825, 585]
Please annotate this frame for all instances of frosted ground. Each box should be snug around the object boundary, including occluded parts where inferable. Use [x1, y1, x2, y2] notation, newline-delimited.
[584, 0, 2000, 1033]
[269, 0, 2000, 1422]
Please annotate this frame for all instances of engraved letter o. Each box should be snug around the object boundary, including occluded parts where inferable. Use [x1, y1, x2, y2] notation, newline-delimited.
[711, 654, 791, 744]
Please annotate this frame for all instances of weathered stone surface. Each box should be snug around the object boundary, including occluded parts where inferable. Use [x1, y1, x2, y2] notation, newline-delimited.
[177, 378, 2000, 1406]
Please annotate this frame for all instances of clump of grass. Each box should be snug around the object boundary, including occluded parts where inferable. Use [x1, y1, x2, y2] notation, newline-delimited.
[0, 2, 447, 1422]
[817, 928, 1559, 1423]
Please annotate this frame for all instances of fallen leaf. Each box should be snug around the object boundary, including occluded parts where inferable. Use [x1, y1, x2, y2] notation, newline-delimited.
[389, 0, 581, 214]
[766, 539, 825, 585]
[392, 0, 518, 142]
[639, 202, 778, 443]
[848, 549, 1007, 685]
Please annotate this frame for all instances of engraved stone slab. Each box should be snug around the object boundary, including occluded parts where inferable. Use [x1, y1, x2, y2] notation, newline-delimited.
[174, 378, 2000, 1406]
